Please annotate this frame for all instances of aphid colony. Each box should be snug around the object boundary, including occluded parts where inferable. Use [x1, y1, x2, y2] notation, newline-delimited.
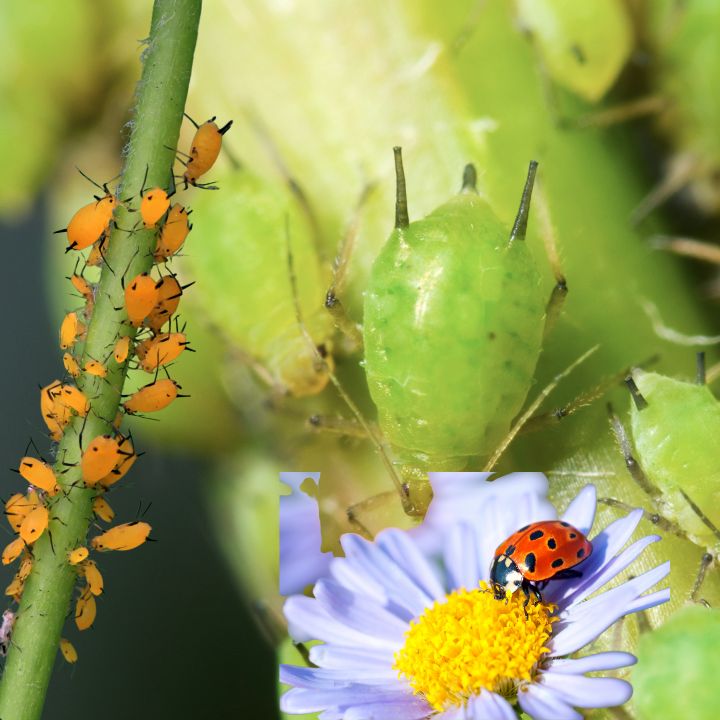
[1, 115, 231, 665]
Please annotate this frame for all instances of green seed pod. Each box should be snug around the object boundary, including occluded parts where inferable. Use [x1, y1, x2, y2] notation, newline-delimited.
[629, 367, 720, 550]
[184, 170, 334, 398]
[514, 0, 633, 102]
[363, 152, 546, 513]
[633, 605, 720, 720]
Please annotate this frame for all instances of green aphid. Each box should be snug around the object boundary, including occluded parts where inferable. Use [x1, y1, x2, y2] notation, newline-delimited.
[514, 0, 633, 103]
[184, 170, 334, 398]
[363, 149, 554, 516]
[628, 364, 720, 553]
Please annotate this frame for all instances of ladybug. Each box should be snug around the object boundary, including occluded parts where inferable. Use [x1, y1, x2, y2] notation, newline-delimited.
[490, 520, 592, 614]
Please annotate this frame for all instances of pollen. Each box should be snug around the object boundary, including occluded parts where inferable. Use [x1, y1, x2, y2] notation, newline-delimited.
[393, 582, 555, 712]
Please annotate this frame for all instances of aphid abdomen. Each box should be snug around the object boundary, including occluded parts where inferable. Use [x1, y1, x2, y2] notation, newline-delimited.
[364, 193, 545, 471]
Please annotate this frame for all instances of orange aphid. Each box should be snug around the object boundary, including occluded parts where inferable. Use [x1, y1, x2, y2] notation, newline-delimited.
[18, 457, 59, 494]
[5, 572, 24, 599]
[155, 204, 191, 261]
[75, 587, 96, 631]
[140, 188, 171, 228]
[145, 275, 185, 332]
[17, 554, 32, 582]
[2, 537, 25, 565]
[124, 378, 181, 414]
[59, 312, 85, 351]
[68, 546, 89, 565]
[81, 435, 123, 486]
[63, 352, 81, 378]
[84, 359, 107, 378]
[91, 521, 151, 551]
[136, 332, 189, 372]
[97, 434, 137, 487]
[60, 638, 78, 664]
[113, 336, 131, 364]
[57, 192, 118, 252]
[19, 505, 49, 544]
[52, 384, 90, 419]
[82, 560, 104, 596]
[124, 272, 158, 326]
[70, 273, 93, 301]
[92, 495, 115, 522]
[5, 492, 39, 533]
[182, 116, 232, 187]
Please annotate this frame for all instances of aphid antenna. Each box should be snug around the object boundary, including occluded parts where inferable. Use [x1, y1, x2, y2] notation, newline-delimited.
[192, 179, 220, 190]
[137, 499, 153, 519]
[624, 376, 648, 410]
[393, 146, 409, 229]
[509, 160, 539, 244]
[74, 167, 105, 193]
[119, 250, 141, 289]
[461, 164, 478, 194]
[182, 111, 201, 129]
[696, 351, 706, 385]
[484, 345, 599, 472]
[285, 217, 405, 498]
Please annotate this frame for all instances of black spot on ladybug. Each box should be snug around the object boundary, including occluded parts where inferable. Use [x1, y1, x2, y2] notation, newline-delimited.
[505, 544, 516, 556]
[529, 530, 544, 541]
[569, 533, 577, 539]
[551, 558, 564, 569]
[524, 553, 536, 572]
[560, 521, 570, 527]
[547, 538, 557, 550]
[577, 548, 586, 559]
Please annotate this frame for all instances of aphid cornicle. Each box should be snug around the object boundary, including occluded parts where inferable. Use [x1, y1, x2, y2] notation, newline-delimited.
[490, 520, 592, 615]
[363, 150, 552, 515]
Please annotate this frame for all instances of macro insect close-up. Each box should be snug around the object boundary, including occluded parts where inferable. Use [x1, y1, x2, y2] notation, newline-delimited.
[0, 1, 719, 719]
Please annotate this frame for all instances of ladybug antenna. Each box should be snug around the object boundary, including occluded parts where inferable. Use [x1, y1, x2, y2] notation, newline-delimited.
[509, 160, 539, 244]
[624, 376, 648, 410]
[461, 164, 478, 194]
[393, 146, 409, 229]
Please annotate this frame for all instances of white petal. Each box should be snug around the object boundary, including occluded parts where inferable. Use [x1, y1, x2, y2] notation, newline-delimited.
[309, 644, 395, 671]
[468, 691, 518, 720]
[547, 652, 636, 674]
[445, 522, 481, 591]
[517, 684, 582, 720]
[560, 484, 596, 535]
[541, 673, 633, 708]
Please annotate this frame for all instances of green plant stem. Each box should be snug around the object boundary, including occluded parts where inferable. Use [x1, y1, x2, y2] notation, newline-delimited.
[0, 2, 201, 718]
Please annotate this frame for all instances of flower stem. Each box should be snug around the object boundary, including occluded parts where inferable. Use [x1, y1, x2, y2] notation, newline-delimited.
[0, 2, 201, 718]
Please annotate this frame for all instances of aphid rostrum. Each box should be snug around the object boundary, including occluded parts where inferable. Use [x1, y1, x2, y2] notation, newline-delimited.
[362, 150, 564, 515]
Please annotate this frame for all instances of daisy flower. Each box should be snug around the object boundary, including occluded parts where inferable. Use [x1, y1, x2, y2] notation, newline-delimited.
[279, 473, 670, 719]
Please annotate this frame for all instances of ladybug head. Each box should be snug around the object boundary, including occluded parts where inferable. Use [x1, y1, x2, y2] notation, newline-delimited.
[489, 554, 524, 600]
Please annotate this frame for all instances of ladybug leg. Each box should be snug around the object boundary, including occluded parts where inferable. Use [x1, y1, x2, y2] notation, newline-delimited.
[521, 580, 541, 619]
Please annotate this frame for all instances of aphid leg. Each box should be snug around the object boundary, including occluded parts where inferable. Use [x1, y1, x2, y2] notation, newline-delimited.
[484, 345, 598, 471]
[598, 497, 689, 540]
[286, 219, 406, 509]
[650, 235, 720, 266]
[690, 553, 713, 607]
[345, 490, 398, 540]
[307, 414, 369, 439]
[572, 94, 666, 130]
[696, 351, 706, 385]
[606, 403, 663, 501]
[325, 182, 376, 353]
[532, 181, 568, 339]
[630, 153, 698, 225]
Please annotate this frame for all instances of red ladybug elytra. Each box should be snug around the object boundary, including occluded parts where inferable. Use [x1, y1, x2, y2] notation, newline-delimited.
[489, 520, 592, 614]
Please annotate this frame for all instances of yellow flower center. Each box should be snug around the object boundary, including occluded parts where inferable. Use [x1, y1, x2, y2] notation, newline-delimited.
[393, 582, 555, 712]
